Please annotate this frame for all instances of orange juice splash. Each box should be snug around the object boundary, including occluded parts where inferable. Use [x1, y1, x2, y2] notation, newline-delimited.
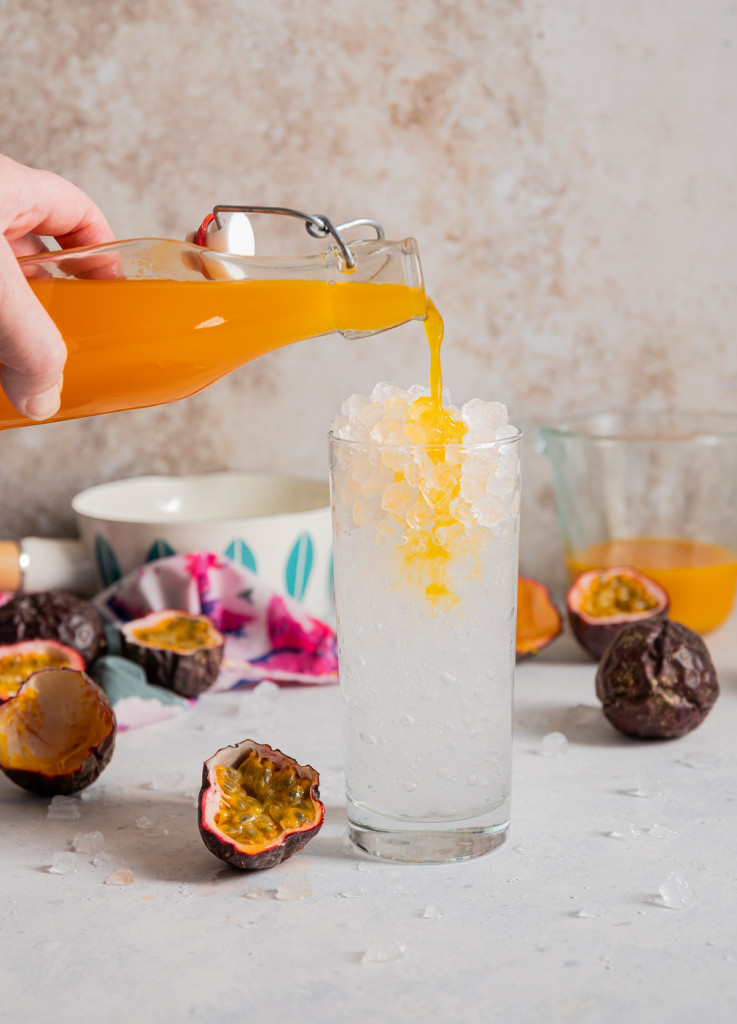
[567, 537, 737, 634]
[0, 277, 426, 430]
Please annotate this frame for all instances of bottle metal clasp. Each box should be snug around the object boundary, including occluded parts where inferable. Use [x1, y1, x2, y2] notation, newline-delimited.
[196, 205, 385, 269]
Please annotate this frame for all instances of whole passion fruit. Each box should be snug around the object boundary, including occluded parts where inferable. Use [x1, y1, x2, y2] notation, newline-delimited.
[0, 591, 105, 663]
[0, 667, 116, 794]
[516, 576, 563, 657]
[568, 567, 669, 660]
[119, 610, 225, 698]
[595, 619, 719, 739]
[0, 639, 86, 703]
[199, 740, 324, 870]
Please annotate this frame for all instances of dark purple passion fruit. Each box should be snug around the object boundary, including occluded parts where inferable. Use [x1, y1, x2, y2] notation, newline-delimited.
[199, 739, 324, 870]
[595, 619, 719, 739]
[568, 566, 669, 660]
[119, 609, 224, 698]
[0, 639, 86, 703]
[0, 667, 116, 794]
[0, 591, 105, 663]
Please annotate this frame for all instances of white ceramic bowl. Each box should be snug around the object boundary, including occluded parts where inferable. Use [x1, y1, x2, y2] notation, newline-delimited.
[72, 471, 333, 620]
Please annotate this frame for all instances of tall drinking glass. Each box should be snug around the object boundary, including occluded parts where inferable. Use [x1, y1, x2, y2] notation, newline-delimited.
[329, 429, 522, 863]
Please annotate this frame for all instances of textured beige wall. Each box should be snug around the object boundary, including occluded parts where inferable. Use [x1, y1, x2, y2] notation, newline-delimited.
[1, 0, 736, 592]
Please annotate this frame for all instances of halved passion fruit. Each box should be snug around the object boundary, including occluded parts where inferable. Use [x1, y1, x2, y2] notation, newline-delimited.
[0, 639, 86, 703]
[0, 591, 105, 663]
[567, 566, 669, 660]
[516, 576, 563, 657]
[596, 619, 719, 739]
[0, 667, 116, 794]
[199, 740, 324, 870]
[119, 610, 225, 697]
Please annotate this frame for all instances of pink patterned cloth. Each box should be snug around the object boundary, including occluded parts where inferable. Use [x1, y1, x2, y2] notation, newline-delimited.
[95, 551, 338, 690]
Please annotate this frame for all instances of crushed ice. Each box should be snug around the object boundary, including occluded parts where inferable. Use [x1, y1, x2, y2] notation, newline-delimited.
[538, 732, 568, 757]
[654, 872, 693, 910]
[360, 940, 407, 964]
[573, 903, 606, 919]
[47, 796, 81, 821]
[275, 877, 312, 902]
[105, 869, 135, 886]
[620, 777, 663, 798]
[148, 770, 186, 792]
[244, 888, 277, 901]
[420, 906, 444, 920]
[48, 852, 83, 875]
[72, 831, 105, 854]
[677, 752, 721, 771]
[337, 887, 365, 899]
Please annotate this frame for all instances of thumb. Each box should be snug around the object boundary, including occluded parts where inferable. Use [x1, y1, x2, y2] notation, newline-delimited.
[0, 234, 66, 421]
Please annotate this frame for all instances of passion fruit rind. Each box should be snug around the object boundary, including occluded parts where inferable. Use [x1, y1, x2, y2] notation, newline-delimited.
[595, 619, 719, 740]
[0, 591, 105, 663]
[120, 610, 225, 698]
[0, 667, 116, 795]
[568, 566, 669, 661]
[199, 739, 324, 870]
[516, 576, 563, 658]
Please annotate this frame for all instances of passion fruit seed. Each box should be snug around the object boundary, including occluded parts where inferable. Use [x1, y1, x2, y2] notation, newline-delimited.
[580, 573, 659, 618]
[595, 619, 719, 740]
[214, 753, 317, 847]
[567, 566, 670, 661]
[199, 739, 324, 870]
[133, 616, 214, 650]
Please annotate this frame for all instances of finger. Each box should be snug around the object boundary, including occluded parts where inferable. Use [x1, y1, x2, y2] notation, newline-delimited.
[0, 234, 66, 420]
[0, 155, 115, 250]
[9, 233, 49, 259]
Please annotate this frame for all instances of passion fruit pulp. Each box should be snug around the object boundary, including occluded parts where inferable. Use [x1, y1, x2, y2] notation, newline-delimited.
[120, 610, 225, 697]
[567, 566, 669, 660]
[516, 576, 563, 657]
[199, 740, 324, 870]
[0, 667, 116, 794]
[0, 639, 85, 703]
[596, 619, 719, 739]
[0, 591, 105, 663]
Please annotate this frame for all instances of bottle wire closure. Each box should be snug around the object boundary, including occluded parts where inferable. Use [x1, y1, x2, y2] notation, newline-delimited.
[197, 206, 385, 270]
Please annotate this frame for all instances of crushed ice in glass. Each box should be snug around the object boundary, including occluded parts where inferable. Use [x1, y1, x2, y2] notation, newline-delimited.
[47, 796, 81, 821]
[538, 732, 568, 757]
[360, 941, 407, 964]
[656, 872, 693, 910]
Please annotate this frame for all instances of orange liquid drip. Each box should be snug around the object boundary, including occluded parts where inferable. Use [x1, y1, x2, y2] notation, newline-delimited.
[0, 277, 426, 429]
[566, 538, 737, 634]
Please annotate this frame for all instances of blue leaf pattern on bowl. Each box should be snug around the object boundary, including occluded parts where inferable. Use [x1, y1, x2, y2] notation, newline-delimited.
[146, 539, 176, 562]
[225, 538, 257, 573]
[285, 532, 313, 601]
[95, 535, 121, 587]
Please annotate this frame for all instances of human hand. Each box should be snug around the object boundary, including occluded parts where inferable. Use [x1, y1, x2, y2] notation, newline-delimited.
[0, 154, 114, 420]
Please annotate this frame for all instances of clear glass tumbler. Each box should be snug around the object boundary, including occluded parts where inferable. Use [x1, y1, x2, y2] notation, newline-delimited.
[329, 429, 522, 863]
[538, 411, 737, 634]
